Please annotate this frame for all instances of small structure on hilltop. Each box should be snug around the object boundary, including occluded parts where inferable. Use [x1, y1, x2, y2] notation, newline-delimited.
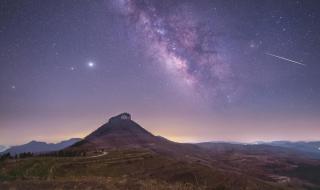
[109, 112, 131, 123]
[120, 113, 131, 120]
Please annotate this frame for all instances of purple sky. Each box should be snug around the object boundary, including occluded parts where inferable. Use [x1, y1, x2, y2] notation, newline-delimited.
[1, 0, 320, 145]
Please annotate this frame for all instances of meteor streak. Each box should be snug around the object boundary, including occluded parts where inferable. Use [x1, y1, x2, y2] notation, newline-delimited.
[265, 52, 306, 66]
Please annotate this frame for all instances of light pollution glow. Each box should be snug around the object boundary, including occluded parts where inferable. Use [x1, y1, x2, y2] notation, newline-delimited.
[1, 113, 320, 145]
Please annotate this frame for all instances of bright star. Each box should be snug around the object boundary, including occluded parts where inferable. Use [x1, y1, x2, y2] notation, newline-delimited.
[88, 62, 95, 68]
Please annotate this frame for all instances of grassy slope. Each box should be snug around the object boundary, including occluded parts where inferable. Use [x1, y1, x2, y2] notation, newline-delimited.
[0, 149, 314, 190]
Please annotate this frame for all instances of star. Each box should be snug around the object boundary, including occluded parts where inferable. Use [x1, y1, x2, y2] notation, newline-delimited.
[87, 62, 95, 68]
[249, 42, 256, 48]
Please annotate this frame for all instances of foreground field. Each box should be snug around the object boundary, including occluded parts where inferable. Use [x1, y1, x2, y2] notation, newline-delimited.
[1, 115, 320, 190]
[1, 148, 319, 190]
[0, 150, 211, 190]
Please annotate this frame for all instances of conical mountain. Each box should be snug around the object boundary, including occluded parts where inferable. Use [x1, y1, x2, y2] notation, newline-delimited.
[68, 113, 210, 159]
[70, 113, 161, 150]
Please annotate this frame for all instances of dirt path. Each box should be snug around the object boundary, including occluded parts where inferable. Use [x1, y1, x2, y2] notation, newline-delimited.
[88, 151, 108, 158]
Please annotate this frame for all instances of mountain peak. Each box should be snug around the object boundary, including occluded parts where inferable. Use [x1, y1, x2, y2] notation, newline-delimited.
[27, 140, 46, 145]
[69, 113, 159, 150]
[109, 112, 131, 123]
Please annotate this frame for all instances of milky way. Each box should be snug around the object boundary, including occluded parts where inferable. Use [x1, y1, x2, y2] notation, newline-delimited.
[113, 0, 238, 104]
[1, 0, 320, 144]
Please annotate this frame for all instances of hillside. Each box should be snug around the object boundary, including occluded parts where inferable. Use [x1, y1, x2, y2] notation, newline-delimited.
[0, 113, 320, 190]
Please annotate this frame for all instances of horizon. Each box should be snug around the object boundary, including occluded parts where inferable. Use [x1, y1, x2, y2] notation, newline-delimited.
[1, 0, 320, 146]
[2, 112, 320, 147]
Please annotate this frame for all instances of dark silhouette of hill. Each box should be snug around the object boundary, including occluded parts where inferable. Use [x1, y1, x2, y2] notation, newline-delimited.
[2, 138, 81, 155]
[70, 113, 157, 149]
[68, 113, 209, 159]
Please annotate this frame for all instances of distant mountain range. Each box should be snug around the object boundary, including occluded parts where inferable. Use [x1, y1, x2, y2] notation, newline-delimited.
[2, 123, 320, 160]
[1, 138, 81, 155]
[258, 141, 320, 158]
[0, 145, 8, 152]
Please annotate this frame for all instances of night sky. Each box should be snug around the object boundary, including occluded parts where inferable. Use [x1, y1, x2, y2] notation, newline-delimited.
[1, 0, 320, 145]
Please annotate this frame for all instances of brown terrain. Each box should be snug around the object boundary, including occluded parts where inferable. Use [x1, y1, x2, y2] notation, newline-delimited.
[1, 113, 320, 190]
